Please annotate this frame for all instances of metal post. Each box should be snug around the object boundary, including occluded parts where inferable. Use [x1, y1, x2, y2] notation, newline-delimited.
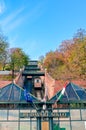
[69, 104, 72, 130]
[37, 109, 41, 130]
[37, 117, 41, 130]
[49, 117, 53, 130]
[49, 110, 53, 130]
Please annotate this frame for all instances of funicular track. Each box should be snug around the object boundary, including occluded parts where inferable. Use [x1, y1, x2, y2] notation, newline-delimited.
[22, 60, 45, 100]
[24, 77, 45, 100]
[34, 89, 44, 100]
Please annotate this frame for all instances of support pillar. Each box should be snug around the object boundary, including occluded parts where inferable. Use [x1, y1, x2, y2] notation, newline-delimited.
[49, 117, 53, 130]
[37, 117, 41, 130]
[49, 109, 53, 130]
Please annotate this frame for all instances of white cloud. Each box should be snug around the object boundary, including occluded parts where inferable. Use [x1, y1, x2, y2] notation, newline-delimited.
[5, 16, 24, 32]
[1, 6, 25, 26]
[1, 1, 45, 33]
[0, 6, 26, 34]
[0, 0, 6, 14]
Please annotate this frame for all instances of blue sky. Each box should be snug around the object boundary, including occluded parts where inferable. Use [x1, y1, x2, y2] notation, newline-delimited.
[0, 0, 86, 60]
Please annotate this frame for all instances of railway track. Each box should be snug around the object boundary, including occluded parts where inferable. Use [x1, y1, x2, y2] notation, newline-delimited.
[34, 89, 44, 100]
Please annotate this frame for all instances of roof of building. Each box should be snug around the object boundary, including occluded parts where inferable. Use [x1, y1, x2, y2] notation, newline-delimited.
[0, 83, 40, 103]
[49, 82, 86, 104]
[54, 80, 86, 95]
[0, 81, 12, 88]
[22, 70, 45, 76]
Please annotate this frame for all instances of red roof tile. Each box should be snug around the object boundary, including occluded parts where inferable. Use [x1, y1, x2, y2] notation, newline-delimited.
[54, 80, 86, 95]
[0, 81, 12, 88]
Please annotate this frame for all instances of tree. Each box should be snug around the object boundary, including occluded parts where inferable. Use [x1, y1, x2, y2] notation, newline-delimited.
[43, 51, 64, 79]
[69, 38, 86, 79]
[9, 48, 29, 71]
[74, 28, 86, 41]
[0, 30, 9, 70]
[43, 29, 86, 80]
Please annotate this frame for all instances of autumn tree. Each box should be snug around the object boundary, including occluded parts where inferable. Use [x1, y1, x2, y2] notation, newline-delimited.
[71, 29, 86, 79]
[0, 30, 9, 70]
[43, 29, 86, 80]
[59, 40, 75, 79]
[74, 28, 86, 40]
[43, 51, 64, 79]
[9, 48, 29, 71]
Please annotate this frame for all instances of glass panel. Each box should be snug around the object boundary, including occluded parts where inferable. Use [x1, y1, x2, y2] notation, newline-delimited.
[66, 85, 78, 100]
[81, 109, 86, 120]
[0, 122, 18, 130]
[70, 109, 80, 120]
[61, 92, 68, 102]
[32, 122, 36, 130]
[20, 122, 36, 130]
[60, 121, 71, 130]
[72, 121, 85, 130]
[20, 122, 30, 130]
[76, 90, 86, 100]
[0, 110, 7, 120]
[8, 110, 19, 120]
[73, 84, 82, 90]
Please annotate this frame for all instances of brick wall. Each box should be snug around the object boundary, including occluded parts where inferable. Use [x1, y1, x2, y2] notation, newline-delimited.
[14, 70, 25, 88]
[45, 70, 55, 99]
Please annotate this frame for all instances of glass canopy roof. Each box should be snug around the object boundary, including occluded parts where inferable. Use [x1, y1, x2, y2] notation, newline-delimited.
[0, 82, 86, 104]
[0, 83, 40, 103]
[48, 82, 86, 104]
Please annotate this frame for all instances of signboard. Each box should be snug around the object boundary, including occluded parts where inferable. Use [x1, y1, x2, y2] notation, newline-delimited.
[20, 111, 70, 118]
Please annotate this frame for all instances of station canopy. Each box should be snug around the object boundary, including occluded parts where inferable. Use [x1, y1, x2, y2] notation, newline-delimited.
[48, 82, 86, 104]
[0, 82, 86, 104]
[0, 83, 40, 103]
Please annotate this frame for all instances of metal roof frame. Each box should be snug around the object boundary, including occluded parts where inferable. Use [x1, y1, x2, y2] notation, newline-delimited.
[48, 82, 86, 104]
[0, 83, 40, 103]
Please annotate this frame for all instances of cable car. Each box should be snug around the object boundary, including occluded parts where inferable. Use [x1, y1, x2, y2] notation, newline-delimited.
[34, 77, 42, 89]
